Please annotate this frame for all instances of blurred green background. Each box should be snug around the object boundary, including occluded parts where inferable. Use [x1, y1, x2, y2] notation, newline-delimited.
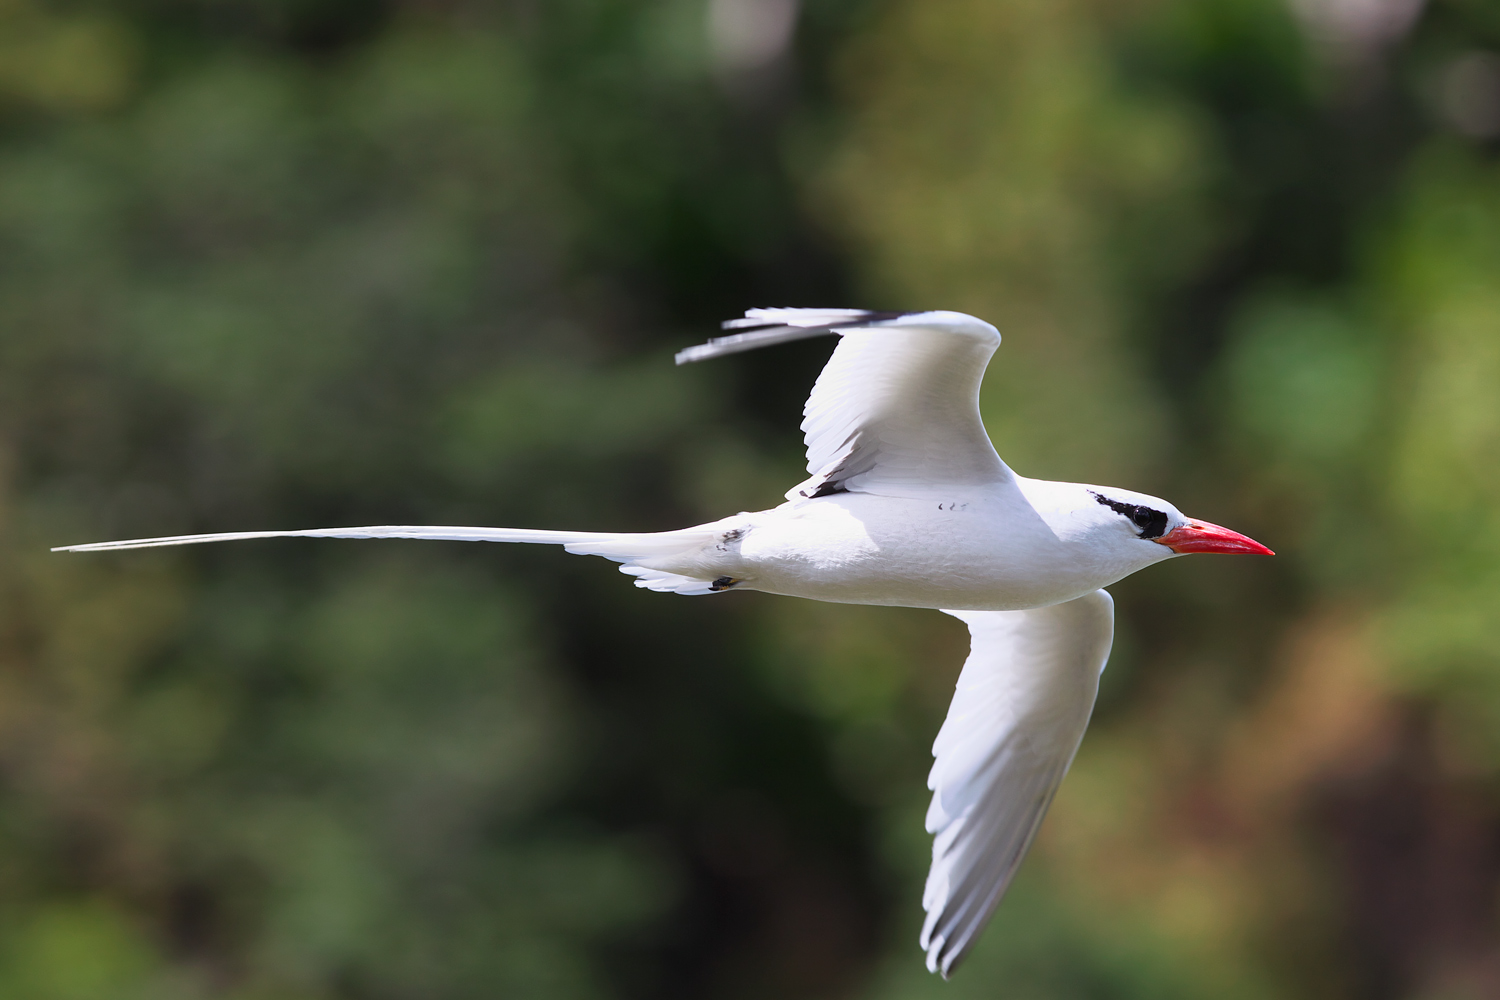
[2, 0, 1500, 996]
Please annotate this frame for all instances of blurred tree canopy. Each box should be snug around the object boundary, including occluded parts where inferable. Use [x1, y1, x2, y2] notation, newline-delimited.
[2, 0, 1500, 998]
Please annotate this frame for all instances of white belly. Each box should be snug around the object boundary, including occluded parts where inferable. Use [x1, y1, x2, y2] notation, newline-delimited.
[674, 492, 1109, 611]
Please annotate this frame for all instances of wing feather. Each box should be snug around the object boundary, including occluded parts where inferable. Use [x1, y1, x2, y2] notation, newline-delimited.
[921, 590, 1114, 977]
[678, 309, 1011, 499]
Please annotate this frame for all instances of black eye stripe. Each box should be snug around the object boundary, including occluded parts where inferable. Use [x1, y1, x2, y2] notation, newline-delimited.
[1089, 491, 1169, 540]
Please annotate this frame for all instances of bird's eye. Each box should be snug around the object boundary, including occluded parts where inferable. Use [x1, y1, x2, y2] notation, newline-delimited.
[1133, 507, 1168, 539]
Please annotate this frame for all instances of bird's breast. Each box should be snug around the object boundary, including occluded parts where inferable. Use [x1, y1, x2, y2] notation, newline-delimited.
[725, 493, 1101, 611]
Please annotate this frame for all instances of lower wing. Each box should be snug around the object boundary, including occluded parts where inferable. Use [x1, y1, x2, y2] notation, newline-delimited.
[922, 590, 1114, 977]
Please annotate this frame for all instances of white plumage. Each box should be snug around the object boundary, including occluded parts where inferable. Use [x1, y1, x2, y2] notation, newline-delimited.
[922, 593, 1113, 975]
[55, 308, 1271, 976]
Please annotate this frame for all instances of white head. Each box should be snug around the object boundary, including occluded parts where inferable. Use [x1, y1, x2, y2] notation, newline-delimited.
[1019, 479, 1273, 580]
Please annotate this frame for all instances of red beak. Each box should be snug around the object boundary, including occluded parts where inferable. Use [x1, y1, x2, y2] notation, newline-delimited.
[1154, 519, 1274, 556]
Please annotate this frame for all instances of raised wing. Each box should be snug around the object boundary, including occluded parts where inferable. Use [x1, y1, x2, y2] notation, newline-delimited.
[922, 591, 1114, 977]
[677, 309, 1011, 499]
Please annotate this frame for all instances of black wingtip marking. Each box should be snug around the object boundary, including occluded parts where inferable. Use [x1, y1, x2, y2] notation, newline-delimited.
[849, 310, 915, 324]
[719, 309, 917, 332]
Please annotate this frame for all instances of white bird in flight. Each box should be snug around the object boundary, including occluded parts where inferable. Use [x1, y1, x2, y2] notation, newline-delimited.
[57, 308, 1272, 977]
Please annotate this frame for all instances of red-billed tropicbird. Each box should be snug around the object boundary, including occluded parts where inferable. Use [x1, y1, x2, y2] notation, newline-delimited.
[55, 309, 1272, 976]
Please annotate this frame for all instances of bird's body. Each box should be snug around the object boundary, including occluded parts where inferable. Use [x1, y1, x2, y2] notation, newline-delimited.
[604, 479, 1171, 611]
[56, 308, 1270, 977]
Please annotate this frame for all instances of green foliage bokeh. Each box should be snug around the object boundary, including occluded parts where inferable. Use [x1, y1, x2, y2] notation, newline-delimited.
[3, 1, 1500, 998]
